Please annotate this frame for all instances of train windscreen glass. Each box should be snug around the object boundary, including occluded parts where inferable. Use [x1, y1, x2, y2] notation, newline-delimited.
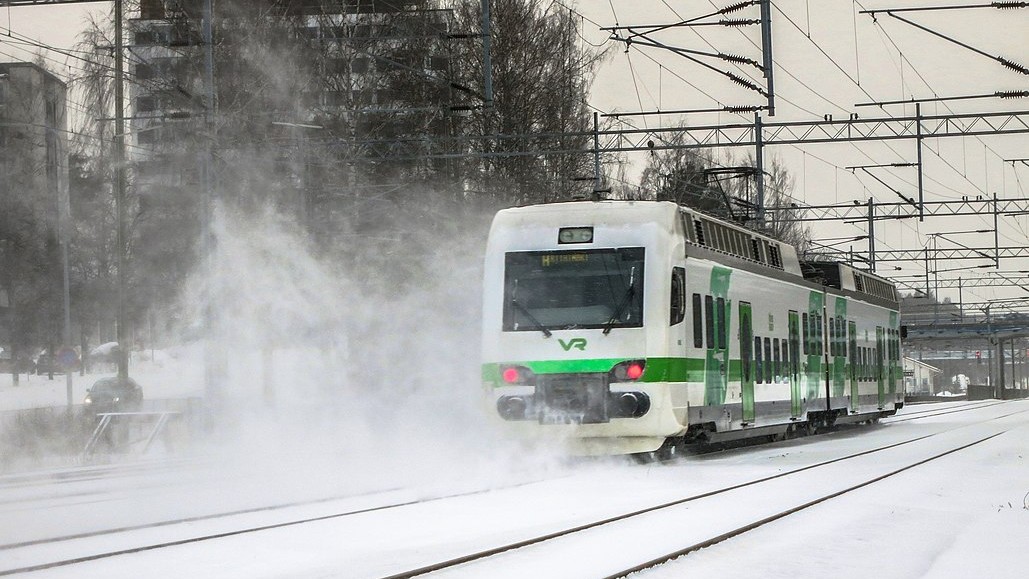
[503, 248, 645, 332]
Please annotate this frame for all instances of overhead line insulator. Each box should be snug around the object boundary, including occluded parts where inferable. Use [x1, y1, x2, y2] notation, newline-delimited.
[998, 58, 1029, 74]
[724, 105, 762, 113]
[996, 90, 1029, 98]
[992, 2, 1027, 8]
[719, 19, 761, 26]
[721, 53, 761, 67]
[728, 72, 766, 95]
[720, 1, 758, 15]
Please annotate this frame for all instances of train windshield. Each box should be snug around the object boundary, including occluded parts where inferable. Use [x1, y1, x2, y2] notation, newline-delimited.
[503, 248, 645, 332]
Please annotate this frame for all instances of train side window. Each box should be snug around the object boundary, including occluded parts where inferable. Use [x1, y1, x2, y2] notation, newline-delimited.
[789, 310, 800, 380]
[764, 337, 773, 384]
[836, 318, 843, 357]
[877, 327, 884, 380]
[716, 297, 726, 349]
[773, 338, 781, 381]
[808, 314, 815, 355]
[670, 268, 686, 326]
[741, 311, 752, 382]
[802, 313, 809, 355]
[782, 339, 790, 380]
[816, 314, 823, 356]
[705, 295, 715, 348]
[755, 336, 763, 383]
[828, 318, 836, 357]
[692, 294, 703, 347]
[840, 317, 847, 356]
[849, 321, 857, 371]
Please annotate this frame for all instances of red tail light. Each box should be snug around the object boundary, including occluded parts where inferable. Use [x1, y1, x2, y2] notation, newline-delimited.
[500, 365, 535, 385]
[610, 359, 646, 382]
[626, 363, 643, 380]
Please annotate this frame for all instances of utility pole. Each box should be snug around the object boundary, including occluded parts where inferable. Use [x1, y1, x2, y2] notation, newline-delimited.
[867, 198, 876, 272]
[759, 0, 775, 116]
[593, 112, 600, 197]
[51, 118, 73, 405]
[481, 0, 493, 109]
[755, 112, 765, 222]
[916, 103, 925, 221]
[998, 336, 1006, 400]
[201, 0, 220, 414]
[114, 0, 129, 382]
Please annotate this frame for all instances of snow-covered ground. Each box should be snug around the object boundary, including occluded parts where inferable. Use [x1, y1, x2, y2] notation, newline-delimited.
[0, 353, 203, 413]
[1, 391, 1026, 578]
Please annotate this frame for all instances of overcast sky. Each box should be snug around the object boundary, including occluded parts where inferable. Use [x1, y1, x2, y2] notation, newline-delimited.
[2, 1, 1027, 306]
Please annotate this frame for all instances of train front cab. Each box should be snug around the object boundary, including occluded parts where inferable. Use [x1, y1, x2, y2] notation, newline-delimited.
[481, 202, 691, 455]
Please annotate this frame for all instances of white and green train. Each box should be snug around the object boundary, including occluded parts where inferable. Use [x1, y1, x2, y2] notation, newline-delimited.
[481, 200, 903, 455]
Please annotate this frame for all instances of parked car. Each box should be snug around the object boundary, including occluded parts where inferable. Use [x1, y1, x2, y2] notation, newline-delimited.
[34, 349, 81, 374]
[84, 377, 144, 414]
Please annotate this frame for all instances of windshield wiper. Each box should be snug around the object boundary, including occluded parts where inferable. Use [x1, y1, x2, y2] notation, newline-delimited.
[603, 265, 638, 335]
[511, 299, 552, 338]
[603, 285, 636, 335]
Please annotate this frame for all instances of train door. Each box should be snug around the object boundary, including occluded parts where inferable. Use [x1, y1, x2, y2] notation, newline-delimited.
[876, 326, 885, 409]
[849, 321, 858, 413]
[888, 313, 900, 397]
[740, 302, 755, 423]
[805, 291, 825, 403]
[788, 311, 801, 418]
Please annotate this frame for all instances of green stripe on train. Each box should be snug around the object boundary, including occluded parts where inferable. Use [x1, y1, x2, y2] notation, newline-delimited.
[482, 357, 744, 385]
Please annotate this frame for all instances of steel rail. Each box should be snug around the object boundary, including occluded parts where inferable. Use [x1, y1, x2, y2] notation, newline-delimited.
[605, 429, 1009, 578]
[380, 404, 1028, 579]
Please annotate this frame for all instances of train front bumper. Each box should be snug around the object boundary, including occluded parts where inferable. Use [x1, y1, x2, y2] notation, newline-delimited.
[488, 378, 686, 455]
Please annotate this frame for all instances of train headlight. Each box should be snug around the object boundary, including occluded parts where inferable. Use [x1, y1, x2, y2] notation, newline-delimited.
[611, 391, 651, 418]
[500, 365, 536, 385]
[497, 396, 529, 420]
[610, 359, 646, 382]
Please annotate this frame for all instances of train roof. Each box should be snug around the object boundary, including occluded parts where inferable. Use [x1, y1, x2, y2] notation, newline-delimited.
[494, 200, 803, 274]
[493, 201, 898, 304]
[802, 261, 899, 304]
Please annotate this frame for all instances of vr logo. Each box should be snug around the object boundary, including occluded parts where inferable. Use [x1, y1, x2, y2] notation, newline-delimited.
[559, 338, 587, 351]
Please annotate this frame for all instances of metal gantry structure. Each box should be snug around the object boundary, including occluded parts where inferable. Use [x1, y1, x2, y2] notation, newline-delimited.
[6, 1, 1029, 362]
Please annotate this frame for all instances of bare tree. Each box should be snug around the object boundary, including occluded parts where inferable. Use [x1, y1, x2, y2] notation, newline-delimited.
[638, 139, 810, 248]
[450, 0, 609, 206]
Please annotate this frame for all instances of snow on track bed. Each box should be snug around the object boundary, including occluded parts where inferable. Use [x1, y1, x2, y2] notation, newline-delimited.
[4, 400, 1025, 578]
[0, 472, 570, 576]
[382, 404, 1029, 578]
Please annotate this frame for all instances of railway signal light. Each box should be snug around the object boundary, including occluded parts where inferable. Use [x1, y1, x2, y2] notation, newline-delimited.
[976, 351, 982, 364]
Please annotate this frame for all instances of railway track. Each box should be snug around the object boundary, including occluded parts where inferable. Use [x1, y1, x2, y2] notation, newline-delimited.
[2, 400, 1020, 577]
[381, 403, 1028, 578]
[0, 469, 570, 576]
[882, 399, 1005, 423]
